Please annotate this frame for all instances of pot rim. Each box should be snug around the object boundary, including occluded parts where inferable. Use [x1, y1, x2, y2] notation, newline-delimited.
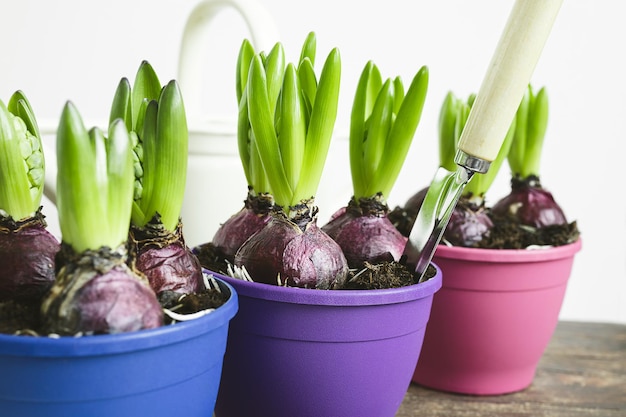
[434, 238, 582, 263]
[0, 276, 238, 357]
[206, 263, 442, 307]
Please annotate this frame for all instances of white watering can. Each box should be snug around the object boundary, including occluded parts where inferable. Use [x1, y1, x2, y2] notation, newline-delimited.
[39, 0, 351, 248]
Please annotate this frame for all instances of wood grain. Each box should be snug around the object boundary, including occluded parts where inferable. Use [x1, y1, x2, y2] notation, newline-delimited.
[397, 321, 626, 417]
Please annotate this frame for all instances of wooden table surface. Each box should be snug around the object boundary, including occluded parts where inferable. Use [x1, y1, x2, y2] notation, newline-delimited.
[397, 321, 626, 417]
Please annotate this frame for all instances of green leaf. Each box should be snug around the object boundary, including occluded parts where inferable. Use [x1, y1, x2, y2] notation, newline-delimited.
[90, 127, 108, 214]
[132, 99, 158, 226]
[437, 91, 460, 172]
[238, 96, 270, 194]
[249, 131, 269, 194]
[109, 78, 133, 131]
[349, 61, 376, 198]
[297, 57, 317, 112]
[292, 47, 341, 205]
[236, 39, 255, 104]
[502, 84, 552, 179]
[7, 91, 45, 211]
[105, 119, 134, 245]
[277, 63, 306, 192]
[237, 42, 270, 194]
[392, 76, 405, 114]
[362, 79, 394, 190]
[263, 42, 286, 121]
[56, 102, 108, 251]
[237, 92, 253, 185]
[8, 90, 42, 140]
[143, 81, 188, 232]
[370, 65, 429, 198]
[247, 55, 292, 206]
[131, 61, 161, 130]
[364, 64, 383, 118]
[299, 31, 316, 67]
[235, 39, 256, 188]
[0, 100, 33, 219]
[523, 86, 549, 177]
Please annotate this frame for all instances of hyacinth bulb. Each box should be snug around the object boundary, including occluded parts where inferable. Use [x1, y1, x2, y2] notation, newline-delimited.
[443, 201, 494, 247]
[211, 193, 273, 262]
[322, 196, 407, 268]
[0, 215, 59, 302]
[234, 212, 348, 289]
[491, 176, 567, 228]
[42, 246, 163, 335]
[130, 220, 203, 295]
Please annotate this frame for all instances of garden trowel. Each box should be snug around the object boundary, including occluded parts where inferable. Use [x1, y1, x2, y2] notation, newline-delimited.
[403, 0, 564, 282]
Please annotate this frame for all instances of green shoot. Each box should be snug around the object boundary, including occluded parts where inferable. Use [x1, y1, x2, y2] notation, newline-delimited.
[246, 32, 341, 216]
[56, 102, 134, 252]
[236, 39, 283, 195]
[0, 91, 45, 220]
[349, 62, 429, 201]
[109, 61, 188, 232]
[507, 84, 549, 178]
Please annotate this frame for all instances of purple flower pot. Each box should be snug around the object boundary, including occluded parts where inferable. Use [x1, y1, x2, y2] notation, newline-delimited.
[210, 266, 442, 417]
[0, 276, 238, 417]
[413, 239, 582, 395]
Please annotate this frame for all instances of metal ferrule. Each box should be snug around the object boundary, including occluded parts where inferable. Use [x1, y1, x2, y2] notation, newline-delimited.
[454, 149, 491, 174]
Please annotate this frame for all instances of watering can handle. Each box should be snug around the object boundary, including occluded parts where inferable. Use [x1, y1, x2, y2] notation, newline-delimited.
[177, 0, 280, 122]
[42, 0, 279, 205]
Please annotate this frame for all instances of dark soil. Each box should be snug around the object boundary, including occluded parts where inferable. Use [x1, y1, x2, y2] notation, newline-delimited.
[388, 206, 580, 249]
[342, 261, 437, 290]
[0, 279, 228, 336]
[194, 243, 231, 277]
[0, 299, 41, 336]
[159, 285, 229, 324]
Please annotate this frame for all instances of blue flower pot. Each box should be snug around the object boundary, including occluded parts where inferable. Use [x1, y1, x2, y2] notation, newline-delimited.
[0, 276, 238, 417]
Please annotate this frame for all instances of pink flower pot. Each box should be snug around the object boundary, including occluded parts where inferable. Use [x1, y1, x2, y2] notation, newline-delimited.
[412, 239, 582, 395]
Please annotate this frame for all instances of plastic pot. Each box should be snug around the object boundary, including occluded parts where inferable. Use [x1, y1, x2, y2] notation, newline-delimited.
[0, 276, 238, 417]
[412, 239, 582, 395]
[211, 266, 442, 417]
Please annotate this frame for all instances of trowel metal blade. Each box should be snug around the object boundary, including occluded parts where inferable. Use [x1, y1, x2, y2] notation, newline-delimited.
[402, 166, 473, 282]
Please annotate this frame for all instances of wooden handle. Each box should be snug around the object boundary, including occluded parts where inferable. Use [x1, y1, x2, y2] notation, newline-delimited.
[457, 0, 563, 162]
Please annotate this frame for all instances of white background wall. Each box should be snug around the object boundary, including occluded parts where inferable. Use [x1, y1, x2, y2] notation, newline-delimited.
[1, 0, 624, 324]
